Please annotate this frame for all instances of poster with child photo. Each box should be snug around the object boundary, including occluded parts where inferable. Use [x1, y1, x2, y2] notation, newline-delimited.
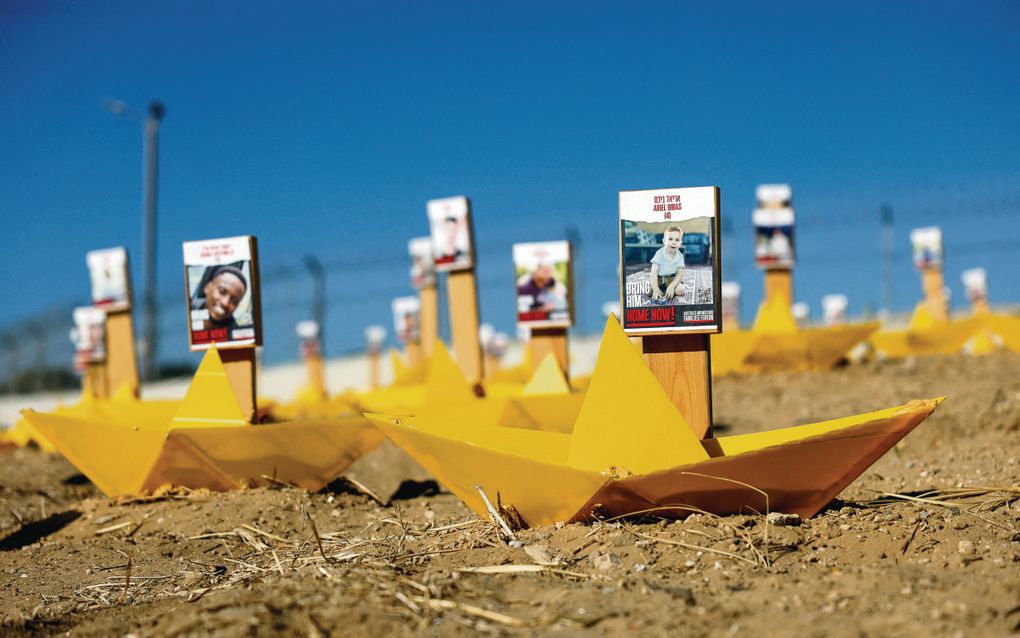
[513, 240, 572, 328]
[619, 186, 721, 335]
[427, 196, 474, 272]
[910, 226, 943, 270]
[182, 236, 261, 350]
[86, 247, 132, 311]
[408, 237, 437, 288]
[392, 296, 421, 345]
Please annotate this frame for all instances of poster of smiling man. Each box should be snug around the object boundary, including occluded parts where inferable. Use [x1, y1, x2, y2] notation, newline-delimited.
[182, 236, 261, 350]
[513, 240, 573, 328]
[427, 196, 474, 272]
[619, 186, 721, 335]
[86, 247, 132, 311]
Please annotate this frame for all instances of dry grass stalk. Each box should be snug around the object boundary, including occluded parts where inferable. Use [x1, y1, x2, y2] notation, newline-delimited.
[474, 484, 516, 541]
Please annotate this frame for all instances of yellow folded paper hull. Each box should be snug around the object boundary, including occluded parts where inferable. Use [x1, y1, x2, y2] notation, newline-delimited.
[744, 323, 880, 371]
[369, 398, 941, 526]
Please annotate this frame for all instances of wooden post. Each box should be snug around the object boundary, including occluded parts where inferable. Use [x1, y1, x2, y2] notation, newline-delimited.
[764, 269, 793, 306]
[220, 348, 257, 423]
[921, 268, 949, 323]
[405, 342, 423, 367]
[972, 297, 990, 315]
[368, 350, 381, 389]
[84, 362, 108, 398]
[447, 270, 483, 385]
[529, 327, 569, 381]
[306, 354, 327, 397]
[419, 285, 439, 358]
[642, 334, 713, 439]
[104, 310, 139, 397]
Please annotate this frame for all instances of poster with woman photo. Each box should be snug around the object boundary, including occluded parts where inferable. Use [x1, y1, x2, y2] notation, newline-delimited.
[392, 296, 421, 344]
[182, 235, 261, 350]
[427, 196, 473, 271]
[619, 186, 721, 335]
[910, 226, 943, 270]
[753, 184, 795, 269]
[513, 240, 572, 328]
[86, 247, 131, 311]
[408, 236, 437, 288]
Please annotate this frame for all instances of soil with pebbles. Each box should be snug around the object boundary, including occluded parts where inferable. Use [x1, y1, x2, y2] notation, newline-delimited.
[1, 352, 1018, 637]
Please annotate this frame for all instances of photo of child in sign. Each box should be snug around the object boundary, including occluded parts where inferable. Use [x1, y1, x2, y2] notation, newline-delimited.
[620, 186, 720, 334]
[427, 196, 473, 271]
[622, 219, 715, 308]
[71, 306, 106, 371]
[183, 236, 260, 349]
[513, 241, 571, 328]
[86, 247, 131, 310]
[752, 207, 795, 269]
[408, 237, 436, 288]
[392, 296, 421, 344]
[910, 226, 943, 270]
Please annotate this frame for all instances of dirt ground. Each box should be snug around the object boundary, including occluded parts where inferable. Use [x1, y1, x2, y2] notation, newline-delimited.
[1, 352, 1018, 637]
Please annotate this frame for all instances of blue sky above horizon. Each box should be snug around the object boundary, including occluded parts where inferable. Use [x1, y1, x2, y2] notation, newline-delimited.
[1, 1, 1018, 363]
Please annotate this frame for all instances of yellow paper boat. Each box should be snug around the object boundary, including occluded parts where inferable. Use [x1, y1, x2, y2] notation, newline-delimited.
[22, 345, 382, 497]
[711, 298, 879, 374]
[368, 315, 942, 526]
[358, 341, 585, 433]
[870, 303, 982, 358]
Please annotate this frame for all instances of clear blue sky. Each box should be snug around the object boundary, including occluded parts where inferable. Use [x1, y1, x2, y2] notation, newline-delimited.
[1, 1, 1018, 364]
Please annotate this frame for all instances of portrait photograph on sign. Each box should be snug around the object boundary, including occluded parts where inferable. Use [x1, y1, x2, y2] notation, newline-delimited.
[427, 196, 473, 271]
[72, 306, 106, 370]
[86, 247, 131, 311]
[910, 226, 943, 270]
[513, 240, 572, 328]
[962, 268, 987, 303]
[408, 236, 437, 289]
[392, 296, 421, 344]
[619, 186, 721, 334]
[753, 207, 795, 269]
[182, 235, 261, 350]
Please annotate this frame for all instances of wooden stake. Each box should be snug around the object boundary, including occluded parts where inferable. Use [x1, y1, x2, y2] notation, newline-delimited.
[972, 297, 990, 316]
[447, 270, 483, 385]
[529, 327, 569, 382]
[419, 285, 439, 358]
[921, 268, 949, 323]
[368, 350, 381, 389]
[219, 347, 257, 423]
[306, 354, 327, 397]
[483, 352, 501, 378]
[84, 362, 108, 398]
[763, 269, 793, 305]
[405, 342, 423, 368]
[104, 310, 139, 397]
[642, 333, 713, 439]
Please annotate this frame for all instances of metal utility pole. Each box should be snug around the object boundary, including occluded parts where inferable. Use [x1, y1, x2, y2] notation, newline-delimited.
[141, 101, 165, 382]
[304, 255, 326, 354]
[880, 205, 895, 314]
[565, 225, 582, 333]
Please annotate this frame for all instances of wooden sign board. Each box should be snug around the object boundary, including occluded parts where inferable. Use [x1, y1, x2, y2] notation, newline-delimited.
[72, 306, 107, 397]
[822, 294, 849, 326]
[619, 186, 721, 439]
[86, 247, 138, 396]
[392, 296, 423, 366]
[428, 196, 482, 385]
[962, 268, 989, 313]
[514, 240, 573, 377]
[296, 320, 326, 396]
[910, 226, 948, 322]
[365, 325, 386, 389]
[182, 235, 261, 421]
[183, 236, 262, 351]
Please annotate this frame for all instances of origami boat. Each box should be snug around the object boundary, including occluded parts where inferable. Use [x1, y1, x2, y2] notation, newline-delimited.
[368, 315, 942, 526]
[711, 298, 878, 374]
[870, 303, 982, 359]
[22, 346, 382, 497]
